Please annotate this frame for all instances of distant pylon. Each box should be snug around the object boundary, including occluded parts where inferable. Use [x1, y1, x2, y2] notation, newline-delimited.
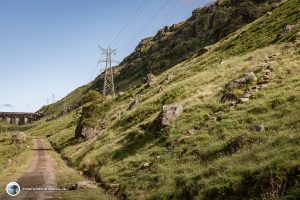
[52, 94, 56, 103]
[98, 45, 117, 97]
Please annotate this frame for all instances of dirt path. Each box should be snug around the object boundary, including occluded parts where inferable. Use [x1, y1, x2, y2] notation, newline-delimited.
[1, 139, 61, 200]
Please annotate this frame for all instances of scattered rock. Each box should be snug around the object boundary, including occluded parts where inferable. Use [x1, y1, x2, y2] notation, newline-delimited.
[118, 91, 125, 96]
[11, 132, 26, 144]
[142, 162, 151, 168]
[146, 73, 157, 86]
[221, 92, 238, 103]
[225, 72, 257, 90]
[187, 129, 196, 135]
[155, 156, 161, 160]
[235, 72, 257, 84]
[128, 99, 140, 110]
[239, 98, 250, 103]
[267, 11, 272, 15]
[197, 46, 209, 55]
[251, 124, 265, 132]
[242, 92, 252, 98]
[226, 135, 246, 155]
[70, 181, 98, 190]
[278, 24, 297, 38]
[164, 74, 174, 83]
[158, 86, 163, 92]
[157, 105, 183, 127]
[109, 183, 120, 188]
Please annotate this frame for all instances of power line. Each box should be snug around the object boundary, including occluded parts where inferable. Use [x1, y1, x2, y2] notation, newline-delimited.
[118, 0, 171, 54]
[110, 0, 149, 47]
[163, 0, 194, 25]
[87, 0, 147, 84]
[87, 59, 101, 82]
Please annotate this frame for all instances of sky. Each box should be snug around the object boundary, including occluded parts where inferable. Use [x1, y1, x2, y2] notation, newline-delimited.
[0, 0, 212, 112]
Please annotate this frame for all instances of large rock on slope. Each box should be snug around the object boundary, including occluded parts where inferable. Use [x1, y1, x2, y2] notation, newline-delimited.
[146, 73, 157, 86]
[75, 125, 96, 140]
[157, 105, 183, 127]
[11, 132, 26, 144]
[226, 72, 257, 90]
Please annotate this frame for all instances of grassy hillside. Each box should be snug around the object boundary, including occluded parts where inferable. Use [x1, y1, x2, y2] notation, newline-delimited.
[25, 0, 300, 199]
[38, 85, 89, 117]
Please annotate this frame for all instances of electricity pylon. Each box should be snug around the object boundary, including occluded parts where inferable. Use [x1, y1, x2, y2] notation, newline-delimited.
[98, 45, 117, 97]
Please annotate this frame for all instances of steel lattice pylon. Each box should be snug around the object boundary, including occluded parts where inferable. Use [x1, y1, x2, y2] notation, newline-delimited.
[98, 45, 117, 97]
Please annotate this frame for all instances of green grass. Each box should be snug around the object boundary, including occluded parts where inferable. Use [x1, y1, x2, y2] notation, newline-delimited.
[0, 134, 33, 194]
[18, 0, 300, 199]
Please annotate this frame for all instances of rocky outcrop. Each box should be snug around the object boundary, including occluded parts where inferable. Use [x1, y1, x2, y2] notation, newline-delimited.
[221, 55, 275, 110]
[11, 132, 26, 144]
[226, 72, 257, 90]
[157, 105, 183, 127]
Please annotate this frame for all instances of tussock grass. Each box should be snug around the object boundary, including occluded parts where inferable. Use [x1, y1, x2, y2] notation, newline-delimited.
[21, 0, 300, 199]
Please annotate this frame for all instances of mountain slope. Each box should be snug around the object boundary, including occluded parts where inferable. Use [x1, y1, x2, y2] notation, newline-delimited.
[91, 0, 282, 92]
[41, 0, 282, 118]
[29, 0, 300, 199]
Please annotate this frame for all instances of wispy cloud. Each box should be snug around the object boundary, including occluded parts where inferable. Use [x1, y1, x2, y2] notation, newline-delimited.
[0, 104, 14, 108]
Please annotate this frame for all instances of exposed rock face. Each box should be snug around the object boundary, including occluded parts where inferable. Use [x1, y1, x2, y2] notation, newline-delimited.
[226, 72, 257, 90]
[70, 181, 98, 190]
[75, 125, 96, 140]
[158, 105, 183, 127]
[146, 73, 157, 86]
[222, 72, 258, 103]
[11, 132, 26, 144]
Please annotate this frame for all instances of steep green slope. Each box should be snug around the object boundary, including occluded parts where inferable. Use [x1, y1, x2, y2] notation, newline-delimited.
[27, 0, 300, 199]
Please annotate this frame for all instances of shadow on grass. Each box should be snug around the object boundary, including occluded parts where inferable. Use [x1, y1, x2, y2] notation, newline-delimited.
[112, 129, 165, 161]
[55, 137, 84, 152]
[31, 148, 53, 151]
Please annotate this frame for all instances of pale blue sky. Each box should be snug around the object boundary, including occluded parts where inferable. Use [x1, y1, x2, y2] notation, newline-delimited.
[0, 0, 212, 112]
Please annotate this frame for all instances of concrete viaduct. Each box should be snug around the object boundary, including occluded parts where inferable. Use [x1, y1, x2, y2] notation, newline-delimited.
[0, 112, 43, 125]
